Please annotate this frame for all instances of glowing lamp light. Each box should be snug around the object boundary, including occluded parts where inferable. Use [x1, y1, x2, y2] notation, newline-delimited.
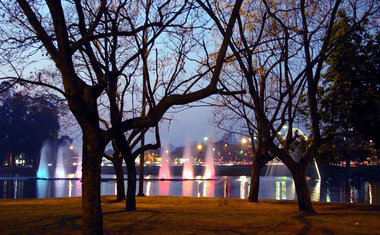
[241, 138, 247, 144]
[69, 145, 74, 151]
[197, 144, 203, 150]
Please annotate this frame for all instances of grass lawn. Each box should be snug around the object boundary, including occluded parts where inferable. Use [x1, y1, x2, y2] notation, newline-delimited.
[0, 196, 379, 234]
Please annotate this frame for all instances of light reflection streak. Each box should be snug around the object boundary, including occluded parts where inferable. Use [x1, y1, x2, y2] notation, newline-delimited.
[54, 180, 65, 197]
[350, 186, 354, 203]
[196, 176, 202, 197]
[223, 181, 227, 198]
[37, 180, 49, 198]
[369, 183, 373, 204]
[281, 181, 286, 199]
[205, 181, 214, 197]
[238, 176, 248, 199]
[311, 180, 321, 202]
[159, 181, 170, 195]
[14, 180, 18, 199]
[275, 181, 287, 200]
[68, 180, 73, 197]
[326, 187, 331, 202]
[276, 181, 280, 200]
[290, 179, 295, 200]
[240, 180, 246, 199]
[146, 181, 151, 196]
[114, 182, 117, 195]
[197, 181, 201, 197]
[182, 180, 193, 197]
[75, 180, 81, 196]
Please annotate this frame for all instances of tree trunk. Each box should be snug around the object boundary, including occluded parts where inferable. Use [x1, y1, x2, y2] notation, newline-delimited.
[138, 155, 145, 196]
[125, 156, 137, 211]
[113, 157, 125, 201]
[138, 142, 145, 196]
[248, 161, 264, 202]
[289, 166, 315, 214]
[82, 136, 104, 235]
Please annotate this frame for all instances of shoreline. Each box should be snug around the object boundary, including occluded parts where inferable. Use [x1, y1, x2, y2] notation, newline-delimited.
[1, 164, 379, 180]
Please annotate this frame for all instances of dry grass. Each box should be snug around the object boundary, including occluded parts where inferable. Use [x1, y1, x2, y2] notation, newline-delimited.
[0, 196, 379, 234]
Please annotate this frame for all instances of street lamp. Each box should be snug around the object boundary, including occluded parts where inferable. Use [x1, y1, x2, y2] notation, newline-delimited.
[197, 144, 203, 150]
[241, 138, 247, 144]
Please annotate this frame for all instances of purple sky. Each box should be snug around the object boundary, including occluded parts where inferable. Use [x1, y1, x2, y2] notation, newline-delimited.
[157, 105, 219, 147]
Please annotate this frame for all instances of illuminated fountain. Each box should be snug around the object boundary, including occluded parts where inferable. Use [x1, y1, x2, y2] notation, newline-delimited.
[55, 145, 66, 178]
[74, 148, 82, 179]
[158, 147, 172, 179]
[37, 140, 78, 179]
[182, 140, 194, 179]
[37, 140, 50, 178]
[204, 143, 215, 179]
[75, 156, 82, 179]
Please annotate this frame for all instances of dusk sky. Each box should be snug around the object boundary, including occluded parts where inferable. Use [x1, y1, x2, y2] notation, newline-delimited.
[156, 105, 219, 147]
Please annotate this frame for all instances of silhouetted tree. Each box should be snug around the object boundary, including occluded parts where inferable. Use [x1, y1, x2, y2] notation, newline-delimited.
[209, 0, 378, 214]
[0, 85, 60, 166]
[0, 1, 242, 233]
[320, 11, 380, 148]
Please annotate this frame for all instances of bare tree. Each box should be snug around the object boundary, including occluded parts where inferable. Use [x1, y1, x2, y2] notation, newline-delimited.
[261, 0, 378, 214]
[0, 0, 243, 233]
[207, 0, 304, 203]
[208, 0, 378, 213]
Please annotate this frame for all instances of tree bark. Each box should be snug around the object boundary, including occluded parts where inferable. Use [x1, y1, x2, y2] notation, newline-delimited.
[138, 150, 145, 196]
[113, 157, 125, 201]
[81, 136, 104, 235]
[248, 161, 264, 202]
[125, 156, 137, 211]
[288, 165, 315, 214]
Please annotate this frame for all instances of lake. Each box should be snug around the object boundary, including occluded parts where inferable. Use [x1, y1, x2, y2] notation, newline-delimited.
[1, 175, 379, 204]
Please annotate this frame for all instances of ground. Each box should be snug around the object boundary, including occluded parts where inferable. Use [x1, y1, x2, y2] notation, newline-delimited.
[0, 196, 379, 234]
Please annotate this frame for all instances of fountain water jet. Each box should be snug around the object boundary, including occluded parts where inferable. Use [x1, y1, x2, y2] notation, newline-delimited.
[182, 140, 194, 179]
[55, 145, 66, 178]
[75, 151, 82, 179]
[158, 147, 171, 179]
[204, 143, 215, 179]
[37, 141, 50, 178]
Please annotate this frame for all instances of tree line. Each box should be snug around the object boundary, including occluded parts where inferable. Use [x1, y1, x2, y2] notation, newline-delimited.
[0, 82, 62, 167]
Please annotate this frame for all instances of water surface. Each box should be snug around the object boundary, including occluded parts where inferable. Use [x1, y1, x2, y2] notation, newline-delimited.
[1, 175, 379, 204]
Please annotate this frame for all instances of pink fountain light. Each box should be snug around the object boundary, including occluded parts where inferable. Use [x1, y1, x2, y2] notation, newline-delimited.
[75, 152, 82, 179]
[182, 141, 194, 179]
[204, 143, 215, 179]
[158, 148, 172, 179]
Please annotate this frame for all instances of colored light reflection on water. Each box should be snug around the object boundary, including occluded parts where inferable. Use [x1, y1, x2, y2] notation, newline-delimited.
[0, 176, 379, 204]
